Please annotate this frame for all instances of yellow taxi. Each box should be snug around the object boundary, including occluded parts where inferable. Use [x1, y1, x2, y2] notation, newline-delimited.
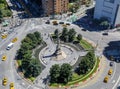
[2, 77, 8, 86]
[12, 37, 18, 43]
[2, 55, 7, 61]
[10, 82, 14, 89]
[52, 20, 57, 24]
[62, 24, 67, 28]
[108, 69, 113, 75]
[1, 34, 7, 39]
[104, 76, 109, 83]
[52, 20, 58, 25]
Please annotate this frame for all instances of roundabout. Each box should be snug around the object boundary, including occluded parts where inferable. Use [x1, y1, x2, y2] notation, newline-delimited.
[31, 25, 100, 89]
[0, 18, 120, 89]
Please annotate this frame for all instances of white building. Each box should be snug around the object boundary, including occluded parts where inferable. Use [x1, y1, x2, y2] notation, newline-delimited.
[94, 0, 120, 27]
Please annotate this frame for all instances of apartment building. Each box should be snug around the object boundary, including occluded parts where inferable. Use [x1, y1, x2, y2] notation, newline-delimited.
[94, 0, 120, 27]
[42, 0, 69, 15]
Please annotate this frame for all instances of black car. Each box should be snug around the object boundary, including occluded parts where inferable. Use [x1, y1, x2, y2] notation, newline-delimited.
[45, 20, 50, 24]
[102, 33, 108, 35]
[66, 23, 70, 25]
[59, 22, 64, 24]
[110, 62, 113, 66]
[81, 28, 87, 31]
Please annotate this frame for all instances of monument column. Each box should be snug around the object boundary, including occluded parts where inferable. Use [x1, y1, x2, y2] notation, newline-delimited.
[54, 29, 62, 56]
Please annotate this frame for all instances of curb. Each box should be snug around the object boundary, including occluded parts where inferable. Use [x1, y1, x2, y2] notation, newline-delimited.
[14, 60, 33, 85]
[83, 37, 96, 48]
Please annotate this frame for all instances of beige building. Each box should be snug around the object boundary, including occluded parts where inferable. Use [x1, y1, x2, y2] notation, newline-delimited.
[42, 0, 69, 15]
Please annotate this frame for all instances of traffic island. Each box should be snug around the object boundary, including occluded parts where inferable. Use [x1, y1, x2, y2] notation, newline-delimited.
[49, 57, 100, 89]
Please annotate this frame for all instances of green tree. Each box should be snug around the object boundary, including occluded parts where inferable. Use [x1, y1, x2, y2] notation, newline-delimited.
[77, 34, 82, 42]
[99, 17, 109, 29]
[34, 31, 42, 44]
[0, 0, 6, 3]
[50, 64, 60, 83]
[22, 59, 30, 71]
[17, 32, 42, 78]
[100, 21, 109, 27]
[26, 59, 41, 77]
[59, 63, 72, 84]
[68, 28, 76, 42]
[23, 50, 32, 60]
[21, 42, 31, 50]
[61, 28, 69, 42]
[77, 51, 95, 75]
[0, 9, 3, 23]
[34, 31, 41, 38]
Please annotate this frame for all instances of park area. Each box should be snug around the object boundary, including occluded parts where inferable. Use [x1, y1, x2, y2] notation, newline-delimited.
[0, 0, 12, 19]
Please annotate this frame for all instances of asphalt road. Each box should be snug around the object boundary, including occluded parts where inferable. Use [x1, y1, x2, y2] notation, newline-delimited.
[0, 0, 120, 89]
[1, 18, 120, 89]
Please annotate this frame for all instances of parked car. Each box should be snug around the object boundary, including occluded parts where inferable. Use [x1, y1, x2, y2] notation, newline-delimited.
[81, 28, 87, 31]
[62, 24, 67, 28]
[59, 22, 64, 24]
[45, 20, 50, 24]
[110, 62, 114, 66]
[52, 20, 58, 25]
[66, 23, 70, 25]
[102, 32, 108, 35]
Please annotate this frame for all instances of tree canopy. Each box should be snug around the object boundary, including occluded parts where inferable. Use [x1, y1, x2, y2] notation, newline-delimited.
[49, 63, 72, 84]
[17, 31, 42, 78]
[77, 51, 95, 75]
[60, 28, 76, 42]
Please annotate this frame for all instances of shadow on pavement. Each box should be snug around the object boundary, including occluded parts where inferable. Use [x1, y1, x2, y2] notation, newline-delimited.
[117, 86, 120, 89]
[103, 40, 120, 62]
[9, 0, 44, 19]
[73, 7, 111, 32]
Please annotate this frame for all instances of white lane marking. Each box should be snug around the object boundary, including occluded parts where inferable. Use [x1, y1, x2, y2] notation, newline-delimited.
[26, 85, 31, 89]
[112, 75, 120, 89]
[16, 83, 21, 89]
[112, 80, 116, 83]
[0, 50, 5, 54]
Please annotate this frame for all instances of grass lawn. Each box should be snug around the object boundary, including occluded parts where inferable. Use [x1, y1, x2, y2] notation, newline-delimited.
[50, 58, 100, 87]
[17, 60, 22, 66]
[29, 77, 35, 82]
[67, 58, 99, 85]
[34, 42, 47, 70]
[80, 39, 93, 50]
[72, 73, 83, 81]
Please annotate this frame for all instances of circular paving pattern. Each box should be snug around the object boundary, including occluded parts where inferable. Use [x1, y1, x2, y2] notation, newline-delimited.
[39, 44, 79, 66]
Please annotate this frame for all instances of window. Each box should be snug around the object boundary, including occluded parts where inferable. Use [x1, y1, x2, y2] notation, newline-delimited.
[104, 0, 114, 3]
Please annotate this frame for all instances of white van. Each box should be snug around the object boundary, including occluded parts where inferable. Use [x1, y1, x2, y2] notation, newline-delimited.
[6, 43, 14, 50]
